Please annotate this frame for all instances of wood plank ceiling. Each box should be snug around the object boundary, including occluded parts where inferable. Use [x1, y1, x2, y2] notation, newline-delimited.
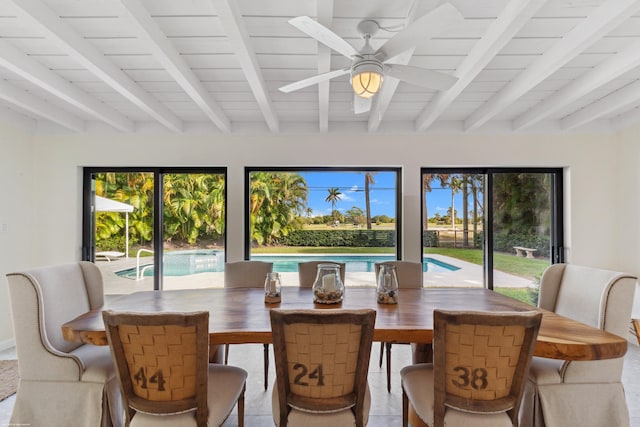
[0, 0, 640, 134]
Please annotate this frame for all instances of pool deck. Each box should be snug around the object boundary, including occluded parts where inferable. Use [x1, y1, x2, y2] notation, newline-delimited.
[98, 254, 535, 295]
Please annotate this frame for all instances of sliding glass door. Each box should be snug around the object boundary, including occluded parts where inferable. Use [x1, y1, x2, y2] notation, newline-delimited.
[83, 168, 226, 294]
[421, 168, 563, 305]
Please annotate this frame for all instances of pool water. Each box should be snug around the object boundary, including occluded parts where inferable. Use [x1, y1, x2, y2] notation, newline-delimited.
[116, 250, 459, 278]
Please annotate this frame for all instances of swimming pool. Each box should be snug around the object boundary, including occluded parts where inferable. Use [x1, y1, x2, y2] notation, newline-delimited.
[116, 250, 459, 278]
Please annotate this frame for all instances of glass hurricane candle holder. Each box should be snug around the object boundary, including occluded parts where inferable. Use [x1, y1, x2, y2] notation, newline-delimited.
[264, 272, 281, 303]
[312, 263, 344, 304]
[376, 264, 398, 304]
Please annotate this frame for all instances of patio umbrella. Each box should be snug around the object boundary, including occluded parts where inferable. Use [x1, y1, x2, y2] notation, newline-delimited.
[95, 196, 134, 258]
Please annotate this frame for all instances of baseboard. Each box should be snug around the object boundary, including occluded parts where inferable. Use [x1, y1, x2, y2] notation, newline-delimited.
[0, 338, 15, 353]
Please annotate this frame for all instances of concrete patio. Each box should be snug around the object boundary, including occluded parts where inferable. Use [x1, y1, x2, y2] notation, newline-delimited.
[96, 254, 535, 295]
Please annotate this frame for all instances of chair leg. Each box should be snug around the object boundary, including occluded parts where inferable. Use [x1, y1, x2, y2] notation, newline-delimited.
[224, 344, 230, 364]
[386, 342, 392, 392]
[379, 341, 384, 367]
[633, 319, 640, 346]
[402, 387, 408, 427]
[237, 384, 245, 427]
[263, 343, 269, 390]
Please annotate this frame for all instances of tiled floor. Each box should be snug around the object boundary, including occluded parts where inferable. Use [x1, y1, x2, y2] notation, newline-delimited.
[1, 340, 639, 426]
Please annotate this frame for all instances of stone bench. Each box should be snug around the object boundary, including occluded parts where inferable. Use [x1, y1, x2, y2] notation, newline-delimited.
[513, 246, 537, 259]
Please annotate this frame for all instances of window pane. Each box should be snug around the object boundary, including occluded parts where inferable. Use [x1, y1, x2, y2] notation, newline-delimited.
[492, 172, 554, 306]
[422, 173, 484, 287]
[91, 171, 156, 294]
[162, 173, 226, 290]
[247, 169, 400, 286]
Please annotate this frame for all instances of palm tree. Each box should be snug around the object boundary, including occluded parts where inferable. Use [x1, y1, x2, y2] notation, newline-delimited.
[364, 172, 377, 229]
[249, 172, 308, 245]
[162, 173, 226, 244]
[305, 207, 313, 224]
[468, 174, 484, 247]
[448, 176, 462, 229]
[325, 187, 342, 222]
[96, 172, 154, 245]
[461, 175, 469, 246]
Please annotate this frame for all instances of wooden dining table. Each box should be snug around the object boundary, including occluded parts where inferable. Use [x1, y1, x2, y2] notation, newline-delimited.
[62, 287, 628, 361]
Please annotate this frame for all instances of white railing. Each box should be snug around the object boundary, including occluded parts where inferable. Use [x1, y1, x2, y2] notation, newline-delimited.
[136, 248, 154, 280]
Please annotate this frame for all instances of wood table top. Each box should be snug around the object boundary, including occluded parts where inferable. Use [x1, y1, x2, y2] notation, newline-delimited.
[62, 287, 627, 361]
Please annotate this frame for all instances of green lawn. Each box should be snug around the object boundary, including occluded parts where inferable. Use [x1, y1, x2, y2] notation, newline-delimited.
[423, 247, 548, 281]
[494, 287, 537, 306]
[252, 246, 547, 281]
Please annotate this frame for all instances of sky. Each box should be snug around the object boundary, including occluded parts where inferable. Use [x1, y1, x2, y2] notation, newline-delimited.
[300, 171, 471, 219]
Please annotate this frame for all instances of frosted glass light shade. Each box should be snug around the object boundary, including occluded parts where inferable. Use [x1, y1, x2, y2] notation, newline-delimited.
[351, 71, 383, 98]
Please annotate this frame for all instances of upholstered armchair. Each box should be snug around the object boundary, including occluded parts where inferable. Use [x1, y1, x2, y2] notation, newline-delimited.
[6, 261, 123, 427]
[520, 263, 637, 427]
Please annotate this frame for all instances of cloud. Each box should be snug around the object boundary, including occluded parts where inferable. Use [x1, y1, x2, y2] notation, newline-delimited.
[338, 185, 358, 201]
[435, 206, 448, 212]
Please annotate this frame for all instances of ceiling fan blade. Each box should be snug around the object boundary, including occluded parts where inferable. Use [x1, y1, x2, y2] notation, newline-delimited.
[354, 95, 372, 114]
[384, 64, 458, 91]
[376, 3, 464, 62]
[279, 68, 350, 93]
[288, 16, 359, 59]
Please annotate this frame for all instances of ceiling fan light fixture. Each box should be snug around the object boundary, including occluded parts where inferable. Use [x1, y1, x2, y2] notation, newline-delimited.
[351, 60, 383, 99]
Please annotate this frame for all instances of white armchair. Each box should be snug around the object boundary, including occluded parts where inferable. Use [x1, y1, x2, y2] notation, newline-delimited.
[6, 261, 123, 427]
[520, 263, 637, 427]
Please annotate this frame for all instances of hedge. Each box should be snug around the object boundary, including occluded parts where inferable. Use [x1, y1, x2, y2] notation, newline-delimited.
[277, 229, 395, 247]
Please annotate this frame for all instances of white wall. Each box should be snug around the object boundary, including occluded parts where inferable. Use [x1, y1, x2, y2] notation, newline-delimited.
[1, 126, 637, 344]
[0, 124, 35, 347]
[30, 131, 622, 266]
[615, 124, 640, 317]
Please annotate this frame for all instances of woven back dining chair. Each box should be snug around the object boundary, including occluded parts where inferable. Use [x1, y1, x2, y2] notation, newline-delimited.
[103, 310, 247, 427]
[402, 309, 542, 427]
[297, 261, 346, 287]
[270, 308, 376, 427]
[374, 260, 423, 392]
[224, 260, 273, 390]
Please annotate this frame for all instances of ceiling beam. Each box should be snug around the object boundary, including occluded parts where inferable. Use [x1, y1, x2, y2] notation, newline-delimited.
[415, 0, 546, 132]
[317, 1, 334, 133]
[514, 39, 640, 130]
[121, 0, 231, 133]
[368, 0, 421, 133]
[561, 79, 640, 130]
[9, 0, 183, 133]
[0, 80, 84, 132]
[211, 0, 278, 132]
[611, 105, 640, 131]
[464, 0, 640, 132]
[0, 40, 134, 133]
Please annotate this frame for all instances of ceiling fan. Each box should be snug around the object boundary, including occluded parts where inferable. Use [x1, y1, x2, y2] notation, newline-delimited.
[279, 3, 464, 114]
